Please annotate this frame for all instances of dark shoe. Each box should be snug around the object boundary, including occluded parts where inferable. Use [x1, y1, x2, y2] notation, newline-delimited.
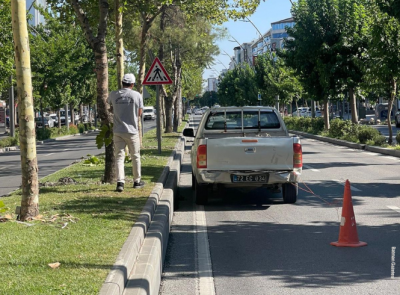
[133, 180, 145, 189]
[116, 182, 124, 192]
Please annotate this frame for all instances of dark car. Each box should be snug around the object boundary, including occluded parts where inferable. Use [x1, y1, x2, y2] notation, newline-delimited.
[395, 111, 400, 128]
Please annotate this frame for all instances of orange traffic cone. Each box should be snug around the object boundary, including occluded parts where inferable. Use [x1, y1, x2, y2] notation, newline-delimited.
[331, 180, 367, 247]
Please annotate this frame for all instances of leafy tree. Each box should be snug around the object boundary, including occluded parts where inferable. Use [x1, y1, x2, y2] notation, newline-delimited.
[366, 1, 400, 144]
[255, 53, 303, 109]
[217, 64, 258, 106]
[0, 0, 14, 94]
[47, 0, 116, 183]
[283, 0, 370, 129]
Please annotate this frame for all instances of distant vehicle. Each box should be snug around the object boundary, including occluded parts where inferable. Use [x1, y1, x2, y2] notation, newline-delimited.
[292, 107, 307, 117]
[305, 107, 322, 117]
[187, 109, 192, 114]
[60, 110, 80, 125]
[35, 116, 55, 128]
[395, 111, 400, 128]
[195, 109, 203, 115]
[143, 106, 156, 120]
[49, 113, 59, 126]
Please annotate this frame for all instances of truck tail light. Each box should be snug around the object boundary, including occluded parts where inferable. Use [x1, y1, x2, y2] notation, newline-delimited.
[197, 145, 207, 168]
[293, 143, 302, 168]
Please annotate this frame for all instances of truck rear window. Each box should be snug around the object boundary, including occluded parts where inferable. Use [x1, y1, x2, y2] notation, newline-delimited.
[205, 111, 280, 130]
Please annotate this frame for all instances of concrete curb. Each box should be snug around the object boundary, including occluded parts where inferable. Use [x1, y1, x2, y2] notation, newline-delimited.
[99, 134, 185, 295]
[0, 129, 99, 153]
[290, 130, 400, 158]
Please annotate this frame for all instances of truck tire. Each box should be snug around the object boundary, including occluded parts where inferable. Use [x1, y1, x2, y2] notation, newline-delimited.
[195, 178, 209, 205]
[282, 183, 298, 204]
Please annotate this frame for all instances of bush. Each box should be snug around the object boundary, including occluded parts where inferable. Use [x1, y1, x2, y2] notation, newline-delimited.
[0, 135, 19, 148]
[357, 127, 380, 144]
[36, 128, 51, 140]
[283, 117, 324, 134]
[78, 123, 85, 133]
[68, 124, 79, 135]
[396, 132, 400, 144]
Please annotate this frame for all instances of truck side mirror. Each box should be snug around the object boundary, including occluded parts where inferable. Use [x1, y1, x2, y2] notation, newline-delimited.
[183, 128, 195, 137]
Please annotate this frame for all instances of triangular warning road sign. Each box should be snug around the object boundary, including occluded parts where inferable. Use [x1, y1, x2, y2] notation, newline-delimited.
[143, 57, 173, 85]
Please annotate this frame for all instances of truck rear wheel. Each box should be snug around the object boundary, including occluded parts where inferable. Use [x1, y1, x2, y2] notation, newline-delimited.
[282, 183, 298, 204]
[195, 178, 209, 205]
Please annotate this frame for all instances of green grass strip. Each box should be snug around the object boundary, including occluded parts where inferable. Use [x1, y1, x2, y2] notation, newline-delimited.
[0, 121, 187, 294]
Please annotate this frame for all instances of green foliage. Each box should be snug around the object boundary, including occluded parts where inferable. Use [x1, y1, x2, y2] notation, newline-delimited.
[284, 117, 325, 134]
[287, 117, 387, 146]
[217, 64, 258, 106]
[96, 124, 113, 149]
[83, 155, 104, 166]
[0, 135, 19, 148]
[255, 54, 303, 106]
[36, 128, 52, 141]
[0, 0, 14, 93]
[29, 5, 96, 112]
[396, 131, 400, 144]
[0, 200, 9, 213]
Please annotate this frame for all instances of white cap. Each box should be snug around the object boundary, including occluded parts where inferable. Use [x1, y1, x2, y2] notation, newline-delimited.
[122, 73, 136, 84]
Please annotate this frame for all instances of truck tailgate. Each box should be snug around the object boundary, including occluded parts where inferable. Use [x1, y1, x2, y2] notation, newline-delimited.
[206, 137, 294, 171]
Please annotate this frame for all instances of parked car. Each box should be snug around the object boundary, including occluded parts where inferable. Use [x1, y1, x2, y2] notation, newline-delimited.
[395, 111, 400, 128]
[187, 109, 192, 114]
[143, 106, 156, 120]
[49, 113, 59, 126]
[292, 107, 308, 117]
[183, 106, 302, 205]
[305, 107, 322, 117]
[35, 116, 55, 128]
[194, 109, 203, 115]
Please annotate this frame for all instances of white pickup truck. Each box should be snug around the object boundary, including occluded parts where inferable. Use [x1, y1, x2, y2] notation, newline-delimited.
[183, 106, 302, 205]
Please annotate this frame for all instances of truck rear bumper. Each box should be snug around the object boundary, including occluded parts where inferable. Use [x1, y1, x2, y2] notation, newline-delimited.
[197, 169, 301, 186]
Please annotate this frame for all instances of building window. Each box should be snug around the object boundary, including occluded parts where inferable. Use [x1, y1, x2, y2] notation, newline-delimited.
[272, 33, 289, 39]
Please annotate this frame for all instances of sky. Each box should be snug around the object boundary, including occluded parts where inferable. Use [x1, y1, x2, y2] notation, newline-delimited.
[203, 0, 294, 85]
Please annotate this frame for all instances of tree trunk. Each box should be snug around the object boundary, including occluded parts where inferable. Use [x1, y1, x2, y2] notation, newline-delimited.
[349, 87, 358, 124]
[136, 20, 151, 146]
[323, 98, 330, 130]
[173, 93, 179, 132]
[69, 0, 116, 183]
[71, 104, 75, 125]
[95, 40, 116, 183]
[165, 97, 173, 133]
[57, 109, 61, 128]
[115, 0, 124, 89]
[388, 78, 396, 145]
[11, 0, 39, 220]
[79, 103, 83, 123]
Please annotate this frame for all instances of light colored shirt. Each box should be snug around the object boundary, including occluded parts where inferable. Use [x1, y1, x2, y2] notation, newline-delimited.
[107, 88, 143, 134]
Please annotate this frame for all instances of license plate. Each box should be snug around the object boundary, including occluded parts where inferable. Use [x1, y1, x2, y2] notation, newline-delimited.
[231, 174, 268, 183]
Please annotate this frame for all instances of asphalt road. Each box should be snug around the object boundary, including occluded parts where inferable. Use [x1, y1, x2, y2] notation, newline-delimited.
[0, 119, 157, 197]
[160, 114, 400, 295]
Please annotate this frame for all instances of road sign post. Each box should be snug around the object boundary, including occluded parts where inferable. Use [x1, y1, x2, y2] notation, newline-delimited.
[143, 57, 173, 154]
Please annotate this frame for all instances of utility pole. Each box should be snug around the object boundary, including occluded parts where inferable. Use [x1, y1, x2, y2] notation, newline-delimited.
[11, 0, 39, 220]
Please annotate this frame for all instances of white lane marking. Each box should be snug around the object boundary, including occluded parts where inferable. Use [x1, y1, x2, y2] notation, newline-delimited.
[0, 166, 9, 170]
[387, 206, 400, 213]
[44, 153, 55, 157]
[333, 179, 362, 192]
[195, 205, 215, 295]
[303, 164, 319, 172]
[64, 149, 69, 151]
[365, 152, 377, 156]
